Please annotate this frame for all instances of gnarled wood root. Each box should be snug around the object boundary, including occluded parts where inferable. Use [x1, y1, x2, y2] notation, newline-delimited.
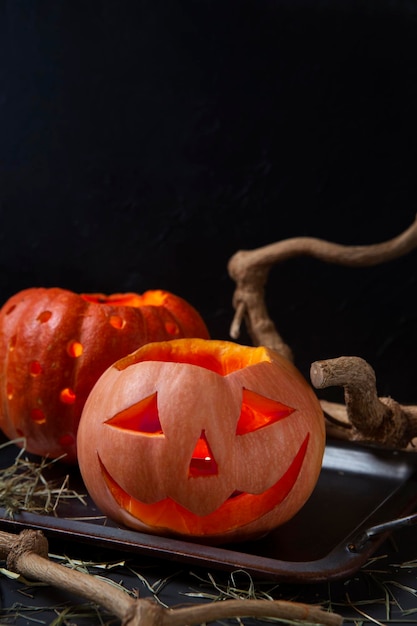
[0, 528, 343, 626]
[310, 356, 417, 450]
[228, 216, 417, 449]
[228, 215, 417, 361]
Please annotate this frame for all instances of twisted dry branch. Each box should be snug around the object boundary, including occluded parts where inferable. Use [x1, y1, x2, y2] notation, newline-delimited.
[310, 356, 417, 450]
[0, 528, 343, 626]
[227, 215, 417, 449]
[228, 215, 417, 360]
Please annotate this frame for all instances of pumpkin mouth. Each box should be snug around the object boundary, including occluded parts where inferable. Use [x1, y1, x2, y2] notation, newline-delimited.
[97, 433, 309, 537]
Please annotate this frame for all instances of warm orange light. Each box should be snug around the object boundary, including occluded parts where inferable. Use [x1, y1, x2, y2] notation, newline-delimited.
[117, 339, 271, 376]
[106, 393, 163, 435]
[0, 287, 209, 463]
[67, 340, 83, 358]
[188, 430, 218, 477]
[60, 388, 76, 404]
[236, 389, 295, 435]
[99, 434, 309, 536]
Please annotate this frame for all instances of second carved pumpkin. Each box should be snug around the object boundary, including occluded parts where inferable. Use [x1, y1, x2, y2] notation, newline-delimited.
[0, 288, 209, 462]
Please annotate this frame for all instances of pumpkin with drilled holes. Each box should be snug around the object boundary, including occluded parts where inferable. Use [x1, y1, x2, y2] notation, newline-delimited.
[0, 288, 209, 463]
[77, 338, 325, 543]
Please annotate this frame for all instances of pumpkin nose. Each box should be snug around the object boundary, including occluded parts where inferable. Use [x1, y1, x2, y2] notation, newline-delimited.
[188, 430, 218, 477]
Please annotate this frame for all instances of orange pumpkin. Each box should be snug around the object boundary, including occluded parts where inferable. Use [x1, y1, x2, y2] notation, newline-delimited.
[0, 288, 209, 463]
[77, 338, 325, 543]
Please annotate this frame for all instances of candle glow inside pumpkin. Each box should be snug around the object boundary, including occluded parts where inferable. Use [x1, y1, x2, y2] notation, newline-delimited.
[77, 339, 326, 543]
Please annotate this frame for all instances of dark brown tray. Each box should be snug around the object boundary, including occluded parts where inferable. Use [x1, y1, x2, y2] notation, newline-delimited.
[1, 436, 417, 583]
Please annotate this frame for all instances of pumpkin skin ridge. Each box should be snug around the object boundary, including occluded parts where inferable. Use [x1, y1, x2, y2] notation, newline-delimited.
[77, 338, 325, 542]
[96, 433, 309, 538]
[0, 288, 209, 462]
[0, 289, 90, 460]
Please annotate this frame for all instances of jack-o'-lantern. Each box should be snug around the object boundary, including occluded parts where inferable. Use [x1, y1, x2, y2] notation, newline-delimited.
[77, 338, 325, 543]
[0, 288, 209, 463]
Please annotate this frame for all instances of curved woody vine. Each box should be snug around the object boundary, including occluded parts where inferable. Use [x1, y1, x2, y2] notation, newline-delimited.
[228, 215, 417, 451]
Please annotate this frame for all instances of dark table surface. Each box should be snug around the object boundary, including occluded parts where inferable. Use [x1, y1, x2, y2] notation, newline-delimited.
[2, 435, 417, 625]
[1, 521, 417, 625]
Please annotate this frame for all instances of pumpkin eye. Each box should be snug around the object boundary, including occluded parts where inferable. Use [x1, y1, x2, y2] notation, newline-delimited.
[105, 392, 163, 435]
[236, 388, 295, 435]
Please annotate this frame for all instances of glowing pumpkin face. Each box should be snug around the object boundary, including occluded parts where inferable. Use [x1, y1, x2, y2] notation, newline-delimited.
[0, 288, 209, 462]
[77, 338, 325, 543]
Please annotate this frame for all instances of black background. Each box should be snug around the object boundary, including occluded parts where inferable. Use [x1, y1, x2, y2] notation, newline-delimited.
[1, 0, 417, 402]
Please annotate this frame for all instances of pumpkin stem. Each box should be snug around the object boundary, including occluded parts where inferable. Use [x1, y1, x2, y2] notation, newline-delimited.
[0, 527, 343, 626]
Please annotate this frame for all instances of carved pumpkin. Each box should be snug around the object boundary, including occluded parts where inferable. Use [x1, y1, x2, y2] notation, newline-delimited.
[77, 338, 325, 543]
[0, 288, 209, 463]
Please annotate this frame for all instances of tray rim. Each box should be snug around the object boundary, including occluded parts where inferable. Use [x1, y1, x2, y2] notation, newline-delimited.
[1, 437, 417, 583]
